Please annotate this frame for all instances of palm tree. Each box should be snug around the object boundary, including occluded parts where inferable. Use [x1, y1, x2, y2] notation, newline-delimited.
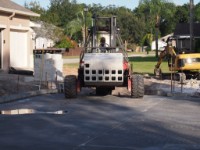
[139, 0, 174, 57]
[141, 33, 153, 53]
[66, 9, 91, 46]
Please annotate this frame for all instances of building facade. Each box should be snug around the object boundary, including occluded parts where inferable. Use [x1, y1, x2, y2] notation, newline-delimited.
[0, 0, 39, 71]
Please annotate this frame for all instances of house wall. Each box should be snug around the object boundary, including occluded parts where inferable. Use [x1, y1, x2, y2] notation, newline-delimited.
[0, 12, 9, 70]
[0, 12, 33, 71]
[0, 30, 2, 69]
[35, 37, 55, 49]
[151, 40, 167, 51]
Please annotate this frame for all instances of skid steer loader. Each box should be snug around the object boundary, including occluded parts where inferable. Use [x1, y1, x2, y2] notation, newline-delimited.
[64, 15, 144, 98]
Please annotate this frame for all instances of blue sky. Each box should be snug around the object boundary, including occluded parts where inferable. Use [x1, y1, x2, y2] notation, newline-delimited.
[12, 0, 198, 10]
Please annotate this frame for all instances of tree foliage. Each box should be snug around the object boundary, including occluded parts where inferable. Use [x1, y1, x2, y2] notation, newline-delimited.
[26, 0, 200, 47]
[55, 37, 76, 48]
[194, 2, 200, 22]
[24, 1, 47, 21]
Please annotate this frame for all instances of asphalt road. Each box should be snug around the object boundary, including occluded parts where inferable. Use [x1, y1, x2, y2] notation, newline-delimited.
[0, 89, 200, 150]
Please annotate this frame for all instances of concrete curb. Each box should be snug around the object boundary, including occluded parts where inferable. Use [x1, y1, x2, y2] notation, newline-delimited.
[0, 89, 58, 104]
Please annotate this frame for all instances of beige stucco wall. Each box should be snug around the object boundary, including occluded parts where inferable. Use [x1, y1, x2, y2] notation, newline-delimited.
[0, 12, 33, 71]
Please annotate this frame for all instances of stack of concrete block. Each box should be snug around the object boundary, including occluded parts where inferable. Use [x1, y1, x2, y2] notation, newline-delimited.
[34, 53, 63, 82]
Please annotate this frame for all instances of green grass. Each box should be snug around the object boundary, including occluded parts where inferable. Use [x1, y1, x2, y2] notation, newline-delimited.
[63, 63, 79, 68]
[62, 56, 79, 59]
[62, 51, 154, 58]
[129, 56, 170, 75]
[127, 51, 155, 56]
[63, 56, 170, 75]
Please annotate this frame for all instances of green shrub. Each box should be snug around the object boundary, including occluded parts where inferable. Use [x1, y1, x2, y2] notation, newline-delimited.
[55, 37, 75, 48]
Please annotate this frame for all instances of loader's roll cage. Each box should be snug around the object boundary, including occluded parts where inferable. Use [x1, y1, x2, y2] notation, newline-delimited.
[83, 15, 129, 62]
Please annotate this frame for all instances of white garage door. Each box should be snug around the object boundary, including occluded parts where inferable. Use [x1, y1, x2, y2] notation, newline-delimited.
[0, 30, 2, 69]
[10, 31, 28, 68]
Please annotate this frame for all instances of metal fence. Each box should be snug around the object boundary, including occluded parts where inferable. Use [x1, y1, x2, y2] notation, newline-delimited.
[0, 73, 64, 97]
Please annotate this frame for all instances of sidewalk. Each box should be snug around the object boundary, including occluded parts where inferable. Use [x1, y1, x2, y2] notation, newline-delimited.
[0, 89, 58, 104]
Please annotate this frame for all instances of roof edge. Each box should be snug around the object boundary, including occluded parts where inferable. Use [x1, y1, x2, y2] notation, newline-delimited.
[0, 6, 40, 17]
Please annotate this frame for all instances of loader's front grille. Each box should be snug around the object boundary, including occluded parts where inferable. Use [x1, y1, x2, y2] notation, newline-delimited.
[85, 64, 90, 68]
[112, 70, 116, 74]
[92, 70, 96, 74]
[105, 70, 109, 74]
[84, 69, 123, 82]
[112, 77, 116, 81]
[118, 70, 122, 74]
[85, 70, 90, 74]
[118, 77, 123, 81]
[98, 70, 103, 74]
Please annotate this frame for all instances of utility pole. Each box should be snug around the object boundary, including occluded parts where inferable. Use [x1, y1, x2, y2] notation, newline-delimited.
[84, 6, 88, 47]
[155, 15, 160, 58]
[190, 0, 194, 52]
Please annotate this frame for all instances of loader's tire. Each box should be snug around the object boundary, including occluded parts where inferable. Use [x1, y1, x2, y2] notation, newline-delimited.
[64, 75, 77, 98]
[131, 74, 144, 98]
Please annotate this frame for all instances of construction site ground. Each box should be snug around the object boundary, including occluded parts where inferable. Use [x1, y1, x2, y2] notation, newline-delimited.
[0, 66, 200, 102]
[65, 65, 200, 97]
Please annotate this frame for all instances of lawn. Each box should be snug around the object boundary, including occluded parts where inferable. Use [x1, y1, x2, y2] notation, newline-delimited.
[63, 56, 170, 75]
[127, 51, 155, 56]
[63, 63, 79, 68]
[129, 56, 170, 75]
[63, 55, 79, 59]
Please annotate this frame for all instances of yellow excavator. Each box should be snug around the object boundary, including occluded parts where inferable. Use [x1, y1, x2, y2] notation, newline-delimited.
[154, 36, 200, 81]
